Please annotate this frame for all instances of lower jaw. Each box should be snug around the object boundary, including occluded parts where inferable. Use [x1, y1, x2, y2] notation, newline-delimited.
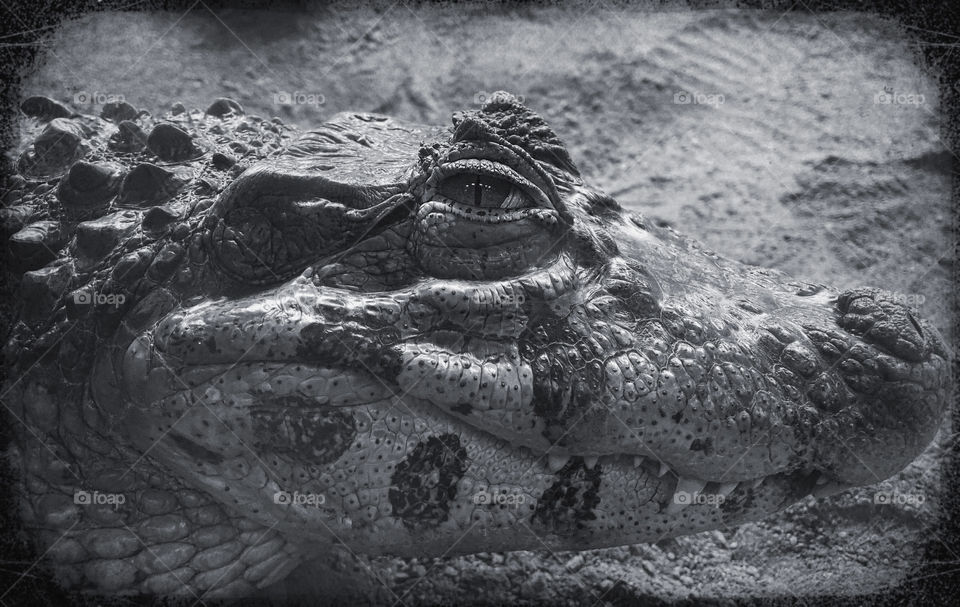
[369, 473, 818, 558]
[111, 375, 821, 556]
[279, 464, 819, 560]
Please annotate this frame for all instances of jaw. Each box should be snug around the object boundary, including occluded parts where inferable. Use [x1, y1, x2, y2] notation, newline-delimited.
[103, 357, 823, 556]
[84, 172, 948, 558]
[86, 210, 950, 557]
[103, 359, 937, 558]
[92, 290, 923, 557]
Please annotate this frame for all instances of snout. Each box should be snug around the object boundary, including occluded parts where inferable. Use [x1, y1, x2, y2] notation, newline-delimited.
[808, 288, 950, 487]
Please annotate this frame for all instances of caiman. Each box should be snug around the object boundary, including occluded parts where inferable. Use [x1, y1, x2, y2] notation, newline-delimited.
[0, 92, 949, 598]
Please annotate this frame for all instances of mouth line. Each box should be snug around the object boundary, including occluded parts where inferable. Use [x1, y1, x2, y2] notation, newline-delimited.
[538, 451, 819, 489]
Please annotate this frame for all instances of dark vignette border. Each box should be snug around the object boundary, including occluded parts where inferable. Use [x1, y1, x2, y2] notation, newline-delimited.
[0, 0, 956, 605]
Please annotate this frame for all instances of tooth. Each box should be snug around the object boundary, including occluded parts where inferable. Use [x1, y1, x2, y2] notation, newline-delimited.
[812, 482, 850, 498]
[663, 476, 708, 515]
[676, 476, 708, 496]
[547, 454, 571, 473]
[634, 456, 643, 468]
[657, 461, 671, 477]
[583, 456, 599, 469]
[815, 475, 830, 486]
[714, 482, 738, 498]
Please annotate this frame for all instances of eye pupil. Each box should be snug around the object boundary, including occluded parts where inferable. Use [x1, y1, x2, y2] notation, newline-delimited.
[440, 173, 524, 208]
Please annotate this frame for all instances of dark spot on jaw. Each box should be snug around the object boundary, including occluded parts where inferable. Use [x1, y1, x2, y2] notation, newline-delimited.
[718, 487, 753, 518]
[296, 323, 348, 364]
[251, 402, 356, 465]
[389, 434, 467, 530]
[689, 437, 713, 454]
[451, 402, 473, 416]
[373, 344, 404, 382]
[204, 334, 218, 354]
[532, 457, 602, 535]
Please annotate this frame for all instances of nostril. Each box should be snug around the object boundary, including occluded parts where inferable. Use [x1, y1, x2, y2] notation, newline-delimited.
[907, 311, 923, 338]
[835, 289, 929, 363]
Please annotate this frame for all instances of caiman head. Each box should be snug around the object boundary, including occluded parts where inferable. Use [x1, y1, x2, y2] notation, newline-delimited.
[3, 92, 950, 593]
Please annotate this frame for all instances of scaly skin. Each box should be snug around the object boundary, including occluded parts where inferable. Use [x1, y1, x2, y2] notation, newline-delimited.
[1, 92, 949, 598]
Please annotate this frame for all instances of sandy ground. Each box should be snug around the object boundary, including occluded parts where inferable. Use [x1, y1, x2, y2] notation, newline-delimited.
[15, 4, 954, 604]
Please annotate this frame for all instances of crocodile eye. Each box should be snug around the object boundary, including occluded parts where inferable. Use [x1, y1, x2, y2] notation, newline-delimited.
[437, 173, 532, 209]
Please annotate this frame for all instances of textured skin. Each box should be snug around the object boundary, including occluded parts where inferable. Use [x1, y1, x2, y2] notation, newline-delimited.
[1, 93, 950, 598]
